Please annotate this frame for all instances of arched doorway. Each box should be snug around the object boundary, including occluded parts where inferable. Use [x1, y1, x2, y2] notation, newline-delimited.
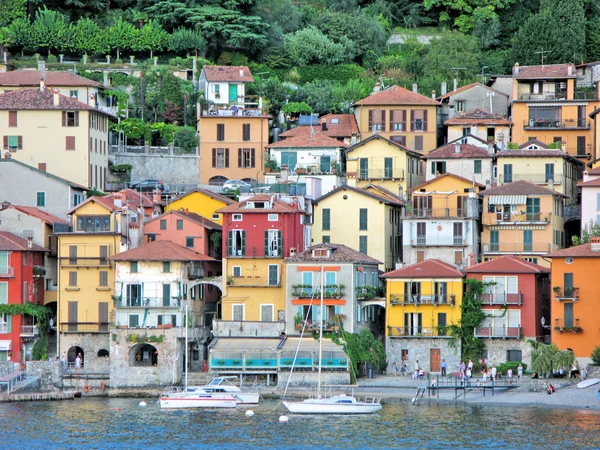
[67, 346, 84, 367]
[130, 344, 158, 367]
[209, 175, 228, 186]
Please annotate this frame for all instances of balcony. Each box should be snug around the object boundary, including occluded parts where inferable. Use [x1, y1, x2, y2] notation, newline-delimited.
[113, 296, 182, 309]
[390, 294, 455, 306]
[512, 174, 563, 184]
[187, 266, 205, 279]
[410, 236, 466, 247]
[523, 119, 590, 130]
[293, 162, 343, 176]
[482, 242, 556, 254]
[553, 286, 579, 301]
[59, 322, 110, 333]
[404, 208, 468, 219]
[357, 168, 405, 181]
[518, 92, 567, 101]
[357, 285, 385, 301]
[0, 267, 14, 278]
[554, 318, 582, 333]
[388, 326, 451, 337]
[291, 284, 345, 299]
[33, 266, 46, 278]
[20, 325, 39, 337]
[482, 211, 552, 226]
[474, 326, 522, 338]
[480, 293, 523, 305]
[60, 258, 112, 268]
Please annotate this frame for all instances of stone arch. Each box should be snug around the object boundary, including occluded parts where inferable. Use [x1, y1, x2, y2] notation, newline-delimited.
[129, 343, 158, 367]
[188, 278, 223, 323]
[209, 175, 228, 185]
[67, 346, 85, 366]
[98, 349, 109, 358]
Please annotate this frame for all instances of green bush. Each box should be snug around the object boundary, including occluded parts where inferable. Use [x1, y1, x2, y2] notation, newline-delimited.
[47, 54, 57, 63]
[591, 345, 600, 365]
[109, 164, 132, 174]
[496, 361, 527, 374]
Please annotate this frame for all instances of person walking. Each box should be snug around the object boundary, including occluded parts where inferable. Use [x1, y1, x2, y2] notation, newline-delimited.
[517, 364, 523, 380]
[441, 358, 447, 377]
[400, 358, 407, 376]
[391, 361, 398, 377]
[490, 365, 497, 381]
[507, 368, 513, 385]
[413, 360, 420, 379]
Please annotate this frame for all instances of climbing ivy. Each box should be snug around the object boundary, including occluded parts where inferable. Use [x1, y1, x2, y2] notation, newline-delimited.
[0, 302, 51, 361]
[126, 334, 164, 344]
[331, 329, 386, 383]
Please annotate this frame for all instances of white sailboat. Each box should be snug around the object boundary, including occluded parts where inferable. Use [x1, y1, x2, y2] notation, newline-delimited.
[283, 267, 382, 414]
[159, 306, 237, 409]
[191, 376, 260, 404]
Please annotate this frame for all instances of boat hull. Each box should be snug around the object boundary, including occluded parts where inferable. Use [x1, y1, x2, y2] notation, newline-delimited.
[159, 394, 237, 409]
[282, 400, 382, 414]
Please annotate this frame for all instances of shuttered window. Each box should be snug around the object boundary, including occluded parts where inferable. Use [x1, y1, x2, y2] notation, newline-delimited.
[69, 271, 77, 287]
[322, 209, 330, 231]
[217, 123, 225, 141]
[66, 136, 75, 150]
[359, 208, 368, 230]
[99, 271, 108, 287]
[8, 111, 17, 127]
[242, 123, 251, 141]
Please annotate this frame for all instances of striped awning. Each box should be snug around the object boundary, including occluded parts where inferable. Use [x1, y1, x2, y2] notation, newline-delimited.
[488, 195, 526, 205]
[527, 102, 589, 107]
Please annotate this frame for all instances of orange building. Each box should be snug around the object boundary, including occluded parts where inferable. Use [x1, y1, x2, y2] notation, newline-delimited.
[547, 239, 600, 364]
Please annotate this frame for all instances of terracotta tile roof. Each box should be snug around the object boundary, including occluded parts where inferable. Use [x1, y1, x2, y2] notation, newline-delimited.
[285, 243, 382, 265]
[586, 165, 600, 175]
[437, 83, 508, 101]
[514, 63, 576, 80]
[382, 259, 463, 279]
[0, 89, 113, 115]
[170, 188, 235, 205]
[424, 143, 493, 160]
[363, 184, 404, 203]
[481, 180, 566, 197]
[0, 70, 101, 87]
[353, 85, 440, 106]
[109, 240, 215, 262]
[0, 158, 88, 190]
[447, 134, 494, 148]
[444, 108, 512, 126]
[495, 149, 582, 165]
[1, 205, 68, 225]
[202, 66, 253, 83]
[267, 130, 348, 149]
[106, 189, 155, 208]
[345, 133, 422, 158]
[280, 114, 358, 139]
[518, 138, 548, 150]
[67, 195, 119, 215]
[410, 173, 485, 192]
[0, 231, 46, 251]
[147, 210, 222, 230]
[465, 255, 549, 274]
[547, 242, 600, 258]
[313, 185, 404, 206]
[217, 196, 303, 214]
[578, 177, 600, 187]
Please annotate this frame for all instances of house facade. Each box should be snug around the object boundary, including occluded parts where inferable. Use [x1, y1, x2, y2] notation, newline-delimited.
[480, 181, 566, 268]
[403, 174, 481, 267]
[199, 66, 253, 106]
[382, 259, 464, 374]
[345, 134, 423, 198]
[444, 108, 511, 149]
[165, 188, 235, 225]
[579, 167, 600, 228]
[437, 82, 509, 126]
[0, 232, 46, 362]
[466, 256, 550, 366]
[352, 85, 439, 153]
[279, 113, 359, 146]
[0, 88, 113, 189]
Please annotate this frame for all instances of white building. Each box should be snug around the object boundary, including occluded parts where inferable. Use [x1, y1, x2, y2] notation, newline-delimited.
[198, 65, 253, 107]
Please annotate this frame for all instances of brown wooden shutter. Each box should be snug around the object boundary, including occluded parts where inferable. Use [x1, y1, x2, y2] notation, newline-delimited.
[3, 136, 8, 149]
[38, 163, 46, 172]
[74, 111, 79, 127]
[410, 110, 415, 131]
[251, 148, 255, 168]
[238, 148, 242, 167]
[381, 110, 386, 132]
[17, 136, 22, 149]
[212, 148, 216, 167]
[66, 136, 75, 150]
[402, 110, 407, 130]
[62, 111, 66, 127]
[8, 111, 17, 127]
[368, 110, 373, 131]
[225, 148, 229, 167]
[390, 109, 394, 127]
[423, 109, 428, 132]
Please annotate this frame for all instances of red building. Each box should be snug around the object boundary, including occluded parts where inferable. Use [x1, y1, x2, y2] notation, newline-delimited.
[0, 232, 46, 362]
[465, 255, 550, 366]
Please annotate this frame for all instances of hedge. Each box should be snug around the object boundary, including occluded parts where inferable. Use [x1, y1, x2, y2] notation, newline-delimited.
[251, 63, 367, 84]
[496, 362, 527, 374]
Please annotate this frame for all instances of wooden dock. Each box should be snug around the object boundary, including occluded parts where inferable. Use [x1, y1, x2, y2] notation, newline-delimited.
[0, 392, 77, 403]
[423, 376, 520, 403]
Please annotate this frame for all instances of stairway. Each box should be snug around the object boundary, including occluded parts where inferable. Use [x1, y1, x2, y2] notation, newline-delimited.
[46, 333, 57, 359]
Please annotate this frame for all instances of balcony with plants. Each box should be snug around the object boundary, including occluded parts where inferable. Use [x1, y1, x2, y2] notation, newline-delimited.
[553, 286, 579, 301]
[357, 285, 385, 301]
[387, 325, 451, 337]
[482, 211, 552, 226]
[390, 293, 455, 306]
[291, 284, 345, 299]
[474, 325, 522, 338]
[554, 318, 582, 333]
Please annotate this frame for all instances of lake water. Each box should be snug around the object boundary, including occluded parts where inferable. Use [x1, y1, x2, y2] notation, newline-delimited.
[1, 398, 599, 449]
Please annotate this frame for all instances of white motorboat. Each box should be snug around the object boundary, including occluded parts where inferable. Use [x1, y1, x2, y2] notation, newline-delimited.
[282, 267, 382, 415]
[193, 377, 260, 404]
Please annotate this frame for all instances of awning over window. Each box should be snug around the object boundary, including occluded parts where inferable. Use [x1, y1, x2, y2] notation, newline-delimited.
[0, 340, 12, 351]
[488, 195, 527, 205]
[282, 337, 343, 353]
[209, 338, 281, 353]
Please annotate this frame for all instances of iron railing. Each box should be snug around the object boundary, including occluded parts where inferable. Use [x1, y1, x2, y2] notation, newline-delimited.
[388, 326, 451, 337]
[474, 326, 522, 338]
[480, 293, 523, 305]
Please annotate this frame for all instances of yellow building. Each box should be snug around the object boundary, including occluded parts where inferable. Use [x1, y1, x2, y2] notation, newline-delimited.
[480, 180, 566, 268]
[510, 63, 599, 158]
[56, 196, 126, 367]
[382, 259, 464, 373]
[165, 188, 236, 225]
[345, 134, 423, 197]
[352, 85, 439, 153]
[0, 88, 113, 189]
[312, 185, 403, 272]
[444, 108, 512, 147]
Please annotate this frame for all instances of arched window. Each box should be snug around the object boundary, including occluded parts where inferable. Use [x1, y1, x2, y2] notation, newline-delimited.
[67, 346, 84, 367]
[209, 175, 228, 186]
[129, 344, 158, 367]
[98, 349, 109, 358]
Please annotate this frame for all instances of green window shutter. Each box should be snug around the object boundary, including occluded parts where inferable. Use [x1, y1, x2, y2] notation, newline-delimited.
[277, 231, 283, 257]
[431, 161, 435, 174]
[228, 231, 233, 256]
[474, 160, 481, 174]
[268, 265, 278, 286]
[0, 282, 7, 304]
[359, 236, 368, 254]
[359, 209, 368, 230]
[0, 253, 7, 275]
[322, 209, 330, 231]
[264, 230, 269, 256]
[241, 231, 246, 256]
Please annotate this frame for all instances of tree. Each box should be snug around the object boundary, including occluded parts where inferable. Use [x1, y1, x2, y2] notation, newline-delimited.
[283, 26, 348, 66]
[70, 18, 107, 55]
[572, 220, 600, 246]
[32, 7, 70, 56]
[173, 126, 199, 153]
[2, 17, 34, 55]
[424, 0, 515, 32]
[293, 80, 338, 115]
[0, 0, 27, 28]
[545, 0, 586, 63]
[529, 341, 575, 378]
[423, 31, 481, 82]
[134, 19, 169, 58]
[586, 18, 600, 61]
[107, 18, 135, 59]
[168, 27, 206, 56]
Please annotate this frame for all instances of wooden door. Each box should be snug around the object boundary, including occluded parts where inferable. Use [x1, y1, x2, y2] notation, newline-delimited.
[430, 348, 441, 372]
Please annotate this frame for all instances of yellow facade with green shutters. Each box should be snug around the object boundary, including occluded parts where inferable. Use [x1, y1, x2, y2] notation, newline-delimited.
[165, 189, 233, 225]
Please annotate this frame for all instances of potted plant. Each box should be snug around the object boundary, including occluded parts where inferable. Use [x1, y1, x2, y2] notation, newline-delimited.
[294, 312, 303, 330]
[553, 286, 562, 296]
[296, 167, 306, 174]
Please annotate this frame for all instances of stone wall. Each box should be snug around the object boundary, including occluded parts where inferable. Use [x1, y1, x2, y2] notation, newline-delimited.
[25, 361, 55, 391]
[277, 370, 351, 388]
[482, 338, 534, 367]
[385, 337, 461, 374]
[528, 377, 577, 392]
[212, 320, 286, 338]
[59, 332, 111, 373]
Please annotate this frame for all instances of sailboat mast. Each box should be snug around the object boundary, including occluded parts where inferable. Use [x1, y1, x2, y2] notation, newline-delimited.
[185, 304, 189, 393]
[317, 266, 324, 397]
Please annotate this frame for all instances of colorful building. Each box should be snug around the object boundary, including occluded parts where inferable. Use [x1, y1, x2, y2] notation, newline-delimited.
[403, 173, 482, 267]
[510, 63, 598, 159]
[444, 108, 512, 149]
[345, 134, 423, 198]
[547, 239, 600, 365]
[279, 113, 359, 146]
[165, 188, 235, 225]
[466, 256, 550, 366]
[312, 185, 403, 272]
[578, 166, 600, 229]
[352, 85, 440, 153]
[199, 65, 253, 107]
[0, 232, 46, 362]
[480, 181, 566, 267]
[382, 259, 464, 374]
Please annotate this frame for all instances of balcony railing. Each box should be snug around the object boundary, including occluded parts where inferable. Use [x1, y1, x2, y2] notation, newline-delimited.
[293, 163, 342, 176]
[519, 92, 567, 101]
[388, 326, 451, 337]
[187, 266, 205, 279]
[0, 267, 14, 278]
[113, 296, 182, 308]
[404, 208, 468, 219]
[0, 324, 8, 333]
[482, 212, 552, 226]
[511, 174, 563, 184]
[357, 285, 385, 301]
[411, 236, 466, 247]
[59, 322, 110, 333]
[554, 318, 582, 333]
[483, 242, 556, 254]
[358, 168, 405, 181]
[390, 294, 454, 306]
[553, 286, 579, 301]
[20, 325, 39, 337]
[480, 293, 523, 305]
[524, 119, 590, 129]
[474, 326, 522, 338]
[291, 284, 345, 298]
[60, 258, 112, 268]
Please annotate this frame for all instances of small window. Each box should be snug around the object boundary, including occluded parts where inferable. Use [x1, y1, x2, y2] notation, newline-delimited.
[69, 90, 78, 99]
[322, 235, 330, 243]
[312, 248, 329, 257]
[160, 220, 167, 230]
[148, 234, 156, 242]
[268, 214, 278, 221]
[474, 160, 482, 174]
[36, 192, 46, 207]
[233, 214, 243, 221]
[232, 266, 242, 277]
[217, 123, 225, 141]
[63, 111, 79, 127]
[565, 257, 574, 264]
[163, 262, 171, 273]
[330, 118, 339, 124]
[68, 271, 77, 287]
[176, 220, 183, 230]
[99, 271, 108, 287]
[455, 101, 466, 112]
[186, 237, 194, 248]
[506, 350, 522, 362]
[212, 214, 220, 221]
[8, 111, 17, 127]
[131, 261, 138, 273]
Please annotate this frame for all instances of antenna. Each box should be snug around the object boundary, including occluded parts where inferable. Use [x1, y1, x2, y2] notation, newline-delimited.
[535, 49, 551, 67]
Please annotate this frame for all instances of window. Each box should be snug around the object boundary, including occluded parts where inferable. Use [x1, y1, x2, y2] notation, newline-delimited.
[148, 234, 156, 242]
[545, 163, 554, 182]
[474, 160, 482, 174]
[62, 111, 79, 127]
[99, 271, 108, 287]
[212, 148, 229, 168]
[268, 265, 278, 286]
[232, 304, 244, 321]
[577, 136, 586, 155]
[268, 214, 278, 221]
[76, 215, 111, 232]
[503, 164, 513, 183]
[265, 230, 282, 257]
[242, 123, 251, 141]
[36, 192, 46, 207]
[390, 109, 406, 130]
[129, 315, 139, 328]
[8, 111, 17, 127]
[523, 230, 533, 252]
[99, 245, 108, 265]
[411, 109, 428, 131]
[131, 261, 138, 273]
[176, 220, 183, 230]
[322, 209, 330, 231]
[359, 208, 368, 230]
[368, 110, 385, 131]
[506, 350, 522, 362]
[232, 266, 241, 277]
[260, 304, 274, 321]
[68, 271, 77, 287]
[359, 236, 368, 254]
[390, 136, 406, 146]
[462, 127, 470, 137]
[455, 101, 466, 112]
[160, 220, 167, 230]
[228, 230, 246, 256]
[66, 136, 76, 151]
[163, 262, 171, 273]
[217, 124, 225, 141]
[70, 90, 78, 99]
[414, 136, 423, 151]
[4, 135, 22, 151]
[238, 148, 255, 168]
[186, 237, 194, 248]
[0, 253, 7, 275]
[453, 222, 463, 245]
[212, 84, 220, 94]
[384, 157, 393, 178]
[526, 198, 540, 221]
[233, 214, 243, 221]
[431, 161, 446, 175]
[322, 235, 330, 243]
[528, 106, 560, 124]
[490, 230, 499, 251]
[69, 245, 77, 265]
[212, 214, 220, 221]
[417, 222, 426, 245]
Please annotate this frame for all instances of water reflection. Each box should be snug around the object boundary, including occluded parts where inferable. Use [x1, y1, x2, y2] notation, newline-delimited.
[0, 399, 598, 449]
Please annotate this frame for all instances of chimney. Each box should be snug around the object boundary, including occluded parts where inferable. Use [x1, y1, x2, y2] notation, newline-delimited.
[453, 79, 458, 92]
[394, 261, 404, 270]
[487, 142, 494, 154]
[113, 193, 123, 208]
[40, 78, 45, 92]
[153, 190, 161, 203]
[103, 71, 109, 88]
[321, 121, 327, 131]
[53, 89, 60, 106]
[455, 142, 461, 154]
[412, 84, 418, 93]
[431, 90, 436, 99]
[583, 170, 589, 183]
[27, 236, 33, 249]
[239, 68, 244, 78]
[373, 82, 381, 93]
[548, 178, 554, 191]
[568, 64, 573, 76]
[37, 60, 45, 72]
[591, 236, 600, 251]
[513, 62, 520, 75]
[441, 82, 447, 96]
